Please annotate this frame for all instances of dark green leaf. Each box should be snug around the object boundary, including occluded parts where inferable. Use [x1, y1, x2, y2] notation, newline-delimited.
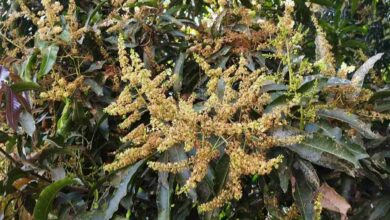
[103, 160, 144, 219]
[157, 153, 172, 220]
[10, 81, 41, 92]
[317, 108, 383, 139]
[33, 177, 78, 220]
[173, 52, 186, 93]
[289, 134, 367, 177]
[293, 171, 314, 220]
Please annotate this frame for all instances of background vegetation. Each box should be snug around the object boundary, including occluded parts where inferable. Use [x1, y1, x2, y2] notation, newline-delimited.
[0, 0, 389, 219]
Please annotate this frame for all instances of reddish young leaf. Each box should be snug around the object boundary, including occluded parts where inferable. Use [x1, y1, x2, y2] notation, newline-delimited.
[318, 183, 351, 220]
[5, 85, 22, 130]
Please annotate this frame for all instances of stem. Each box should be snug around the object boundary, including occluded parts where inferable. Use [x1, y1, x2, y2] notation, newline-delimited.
[300, 105, 304, 130]
[285, 40, 294, 90]
[0, 144, 51, 183]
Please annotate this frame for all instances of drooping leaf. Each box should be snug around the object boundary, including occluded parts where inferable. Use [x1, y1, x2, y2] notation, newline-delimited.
[157, 153, 172, 220]
[317, 183, 351, 220]
[351, 53, 384, 88]
[173, 52, 186, 93]
[19, 50, 38, 81]
[277, 154, 290, 193]
[38, 44, 59, 78]
[292, 171, 315, 220]
[10, 81, 41, 92]
[289, 133, 368, 174]
[295, 159, 320, 189]
[33, 177, 78, 220]
[367, 196, 390, 220]
[84, 61, 106, 73]
[211, 10, 227, 37]
[103, 160, 144, 220]
[317, 108, 383, 139]
[214, 153, 229, 194]
[369, 90, 390, 103]
[167, 145, 197, 201]
[5, 86, 23, 130]
[57, 98, 72, 137]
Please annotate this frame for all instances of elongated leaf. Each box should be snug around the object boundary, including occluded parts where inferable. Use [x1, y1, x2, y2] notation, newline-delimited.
[20, 51, 38, 81]
[211, 10, 226, 37]
[214, 153, 229, 194]
[5, 86, 22, 130]
[38, 44, 59, 78]
[57, 98, 72, 136]
[317, 108, 383, 139]
[288, 133, 369, 175]
[167, 145, 197, 201]
[351, 53, 384, 88]
[104, 160, 144, 220]
[295, 159, 320, 189]
[10, 81, 41, 92]
[301, 133, 367, 166]
[157, 153, 172, 220]
[369, 90, 390, 103]
[368, 196, 390, 220]
[173, 52, 186, 93]
[277, 154, 290, 193]
[293, 172, 314, 220]
[33, 177, 77, 220]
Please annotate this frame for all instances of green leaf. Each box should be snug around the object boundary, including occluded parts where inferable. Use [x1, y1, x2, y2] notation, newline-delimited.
[103, 160, 144, 220]
[57, 98, 72, 137]
[317, 108, 383, 139]
[293, 171, 315, 220]
[214, 153, 229, 194]
[350, 0, 359, 15]
[277, 154, 290, 193]
[211, 10, 226, 37]
[38, 44, 59, 78]
[351, 53, 384, 88]
[19, 50, 38, 81]
[368, 196, 390, 220]
[59, 28, 71, 43]
[173, 52, 186, 93]
[157, 153, 173, 220]
[33, 177, 77, 220]
[309, 0, 333, 7]
[289, 133, 368, 174]
[342, 39, 368, 50]
[10, 81, 41, 92]
[167, 145, 197, 201]
[295, 159, 320, 189]
[0, 131, 8, 142]
[375, 102, 390, 112]
[369, 90, 390, 103]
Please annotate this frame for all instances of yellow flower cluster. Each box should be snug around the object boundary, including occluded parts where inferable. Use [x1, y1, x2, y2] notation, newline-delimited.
[104, 30, 304, 211]
[37, 0, 64, 41]
[40, 76, 88, 101]
[311, 15, 336, 76]
[314, 193, 323, 220]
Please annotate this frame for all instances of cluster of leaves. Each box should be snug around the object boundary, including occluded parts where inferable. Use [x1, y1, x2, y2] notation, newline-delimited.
[0, 0, 389, 220]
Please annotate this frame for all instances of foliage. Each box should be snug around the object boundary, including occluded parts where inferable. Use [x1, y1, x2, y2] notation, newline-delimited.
[0, 0, 389, 219]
